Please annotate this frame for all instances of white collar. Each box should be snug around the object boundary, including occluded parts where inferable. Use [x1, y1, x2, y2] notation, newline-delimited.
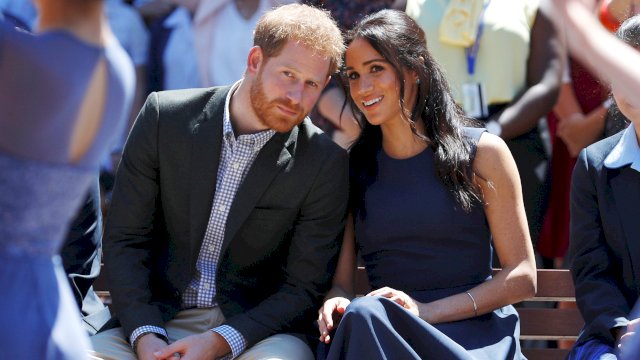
[604, 123, 640, 173]
[223, 80, 243, 138]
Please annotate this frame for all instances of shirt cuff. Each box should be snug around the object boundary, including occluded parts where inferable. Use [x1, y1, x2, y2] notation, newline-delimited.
[130, 325, 168, 351]
[211, 325, 248, 359]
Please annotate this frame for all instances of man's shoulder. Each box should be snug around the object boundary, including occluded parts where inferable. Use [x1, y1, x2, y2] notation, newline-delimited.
[582, 130, 625, 169]
[298, 117, 345, 155]
[295, 118, 348, 165]
[153, 86, 230, 112]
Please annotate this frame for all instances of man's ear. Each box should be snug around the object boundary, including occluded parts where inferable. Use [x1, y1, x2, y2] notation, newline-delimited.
[246, 46, 264, 75]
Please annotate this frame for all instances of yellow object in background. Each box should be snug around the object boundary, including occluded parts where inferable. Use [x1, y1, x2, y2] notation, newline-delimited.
[408, 0, 539, 106]
[439, 0, 484, 47]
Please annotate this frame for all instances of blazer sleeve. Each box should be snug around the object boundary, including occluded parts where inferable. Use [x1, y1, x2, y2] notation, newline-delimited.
[224, 144, 349, 346]
[103, 92, 167, 338]
[569, 148, 630, 344]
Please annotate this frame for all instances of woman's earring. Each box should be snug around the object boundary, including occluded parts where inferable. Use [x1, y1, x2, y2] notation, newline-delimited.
[416, 78, 421, 85]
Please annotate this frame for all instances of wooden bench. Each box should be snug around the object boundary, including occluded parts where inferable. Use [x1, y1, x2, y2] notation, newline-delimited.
[355, 267, 583, 360]
[94, 266, 582, 359]
[93, 266, 110, 305]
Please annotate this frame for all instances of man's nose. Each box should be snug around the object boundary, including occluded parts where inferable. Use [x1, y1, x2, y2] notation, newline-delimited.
[286, 83, 304, 104]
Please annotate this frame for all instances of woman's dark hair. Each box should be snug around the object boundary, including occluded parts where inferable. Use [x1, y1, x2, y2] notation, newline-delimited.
[345, 9, 482, 218]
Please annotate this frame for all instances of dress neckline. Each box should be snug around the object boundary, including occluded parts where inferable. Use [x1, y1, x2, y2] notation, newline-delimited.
[380, 146, 432, 162]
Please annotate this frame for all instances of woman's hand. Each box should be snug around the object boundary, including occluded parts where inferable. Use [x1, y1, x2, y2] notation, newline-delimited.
[317, 297, 351, 344]
[367, 287, 420, 317]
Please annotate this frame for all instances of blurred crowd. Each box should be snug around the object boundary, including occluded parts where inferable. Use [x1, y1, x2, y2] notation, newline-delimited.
[2, 0, 640, 357]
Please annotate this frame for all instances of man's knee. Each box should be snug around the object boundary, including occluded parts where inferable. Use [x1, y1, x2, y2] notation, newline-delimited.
[237, 333, 313, 360]
[90, 327, 136, 360]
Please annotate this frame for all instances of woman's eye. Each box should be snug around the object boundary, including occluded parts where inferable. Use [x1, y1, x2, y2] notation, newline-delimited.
[347, 72, 358, 80]
[371, 65, 384, 73]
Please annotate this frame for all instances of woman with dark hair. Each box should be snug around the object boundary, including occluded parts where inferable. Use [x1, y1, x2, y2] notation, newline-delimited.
[316, 9, 536, 359]
[406, 0, 562, 252]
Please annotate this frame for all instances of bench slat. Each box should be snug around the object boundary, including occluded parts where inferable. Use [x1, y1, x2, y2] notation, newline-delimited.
[534, 269, 576, 300]
[492, 268, 575, 301]
[519, 308, 583, 340]
[522, 348, 570, 360]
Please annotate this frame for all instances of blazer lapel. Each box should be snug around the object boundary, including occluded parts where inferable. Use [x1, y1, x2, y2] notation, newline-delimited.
[221, 125, 299, 254]
[610, 167, 640, 286]
[188, 87, 230, 265]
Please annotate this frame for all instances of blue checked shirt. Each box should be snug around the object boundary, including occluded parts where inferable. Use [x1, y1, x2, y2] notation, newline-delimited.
[130, 81, 275, 358]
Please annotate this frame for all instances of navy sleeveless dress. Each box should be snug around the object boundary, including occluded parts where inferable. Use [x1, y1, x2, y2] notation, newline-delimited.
[327, 128, 524, 359]
[0, 22, 133, 359]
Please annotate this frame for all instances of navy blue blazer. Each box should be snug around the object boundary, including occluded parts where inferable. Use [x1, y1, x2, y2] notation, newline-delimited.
[569, 129, 640, 345]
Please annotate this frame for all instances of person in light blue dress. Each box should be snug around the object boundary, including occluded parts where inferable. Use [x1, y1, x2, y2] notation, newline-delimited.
[0, 0, 134, 358]
[316, 10, 537, 359]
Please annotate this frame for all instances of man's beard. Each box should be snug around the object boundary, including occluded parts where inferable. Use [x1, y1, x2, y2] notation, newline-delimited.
[250, 71, 306, 133]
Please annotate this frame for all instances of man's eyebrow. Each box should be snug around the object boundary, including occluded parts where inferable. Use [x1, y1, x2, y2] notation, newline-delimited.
[282, 64, 324, 84]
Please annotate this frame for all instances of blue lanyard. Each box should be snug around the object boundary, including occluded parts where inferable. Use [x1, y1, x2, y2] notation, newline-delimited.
[465, 0, 491, 76]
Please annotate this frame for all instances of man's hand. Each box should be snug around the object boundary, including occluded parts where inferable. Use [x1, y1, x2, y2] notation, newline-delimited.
[153, 331, 231, 360]
[618, 318, 640, 353]
[135, 333, 169, 360]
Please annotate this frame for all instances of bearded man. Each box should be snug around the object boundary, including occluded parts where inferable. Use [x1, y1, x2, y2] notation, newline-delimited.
[91, 4, 347, 360]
